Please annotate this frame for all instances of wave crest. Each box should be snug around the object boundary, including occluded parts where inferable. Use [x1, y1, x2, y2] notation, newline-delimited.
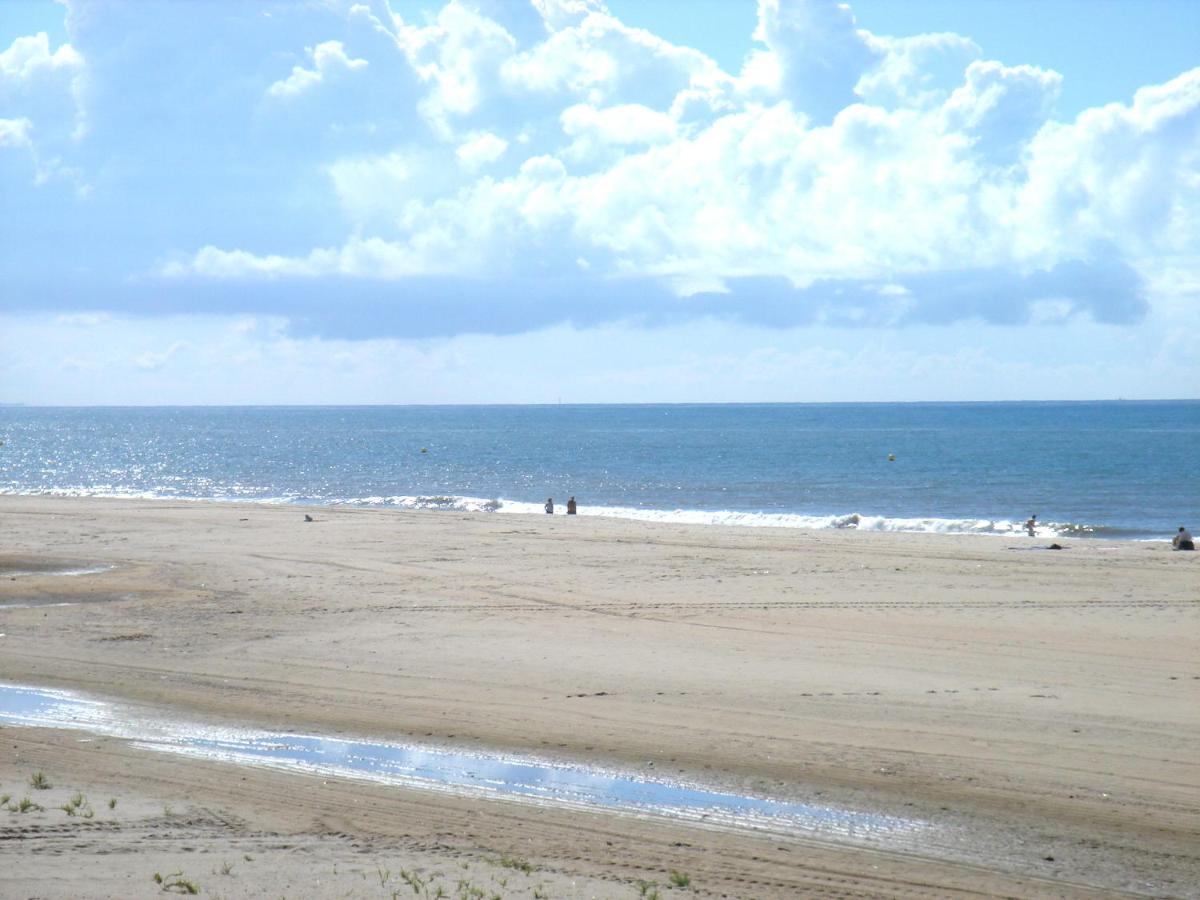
[333, 495, 1109, 538]
[1, 487, 1121, 538]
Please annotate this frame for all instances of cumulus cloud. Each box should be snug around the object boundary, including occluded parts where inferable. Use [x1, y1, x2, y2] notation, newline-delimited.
[163, 236, 455, 281]
[0, 30, 86, 179]
[942, 60, 1062, 165]
[0, 31, 84, 79]
[530, 0, 606, 33]
[752, 0, 879, 122]
[1013, 67, 1200, 263]
[5, 0, 1198, 350]
[456, 130, 508, 168]
[161, 29, 1199, 335]
[560, 102, 676, 162]
[857, 31, 980, 110]
[501, 8, 722, 111]
[267, 40, 368, 99]
[0, 117, 33, 148]
[392, 1, 518, 136]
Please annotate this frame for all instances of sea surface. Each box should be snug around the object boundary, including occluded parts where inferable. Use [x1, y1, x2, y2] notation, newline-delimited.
[1, 402, 1196, 540]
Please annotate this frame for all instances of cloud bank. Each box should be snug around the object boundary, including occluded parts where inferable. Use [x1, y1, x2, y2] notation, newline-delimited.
[2, 0, 1198, 342]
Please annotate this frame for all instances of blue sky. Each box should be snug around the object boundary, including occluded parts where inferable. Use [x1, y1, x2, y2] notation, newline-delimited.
[1, 0, 1198, 404]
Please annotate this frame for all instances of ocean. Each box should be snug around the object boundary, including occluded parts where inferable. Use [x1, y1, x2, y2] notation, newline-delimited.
[0, 402, 1195, 540]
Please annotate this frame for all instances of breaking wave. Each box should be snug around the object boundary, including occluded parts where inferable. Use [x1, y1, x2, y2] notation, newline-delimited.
[333, 494, 1122, 538]
[0, 486, 1132, 539]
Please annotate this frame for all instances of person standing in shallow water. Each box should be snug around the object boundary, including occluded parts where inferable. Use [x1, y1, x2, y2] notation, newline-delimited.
[1025, 514, 1037, 536]
[566, 496, 577, 515]
[544, 497, 554, 514]
[1173, 526, 1194, 550]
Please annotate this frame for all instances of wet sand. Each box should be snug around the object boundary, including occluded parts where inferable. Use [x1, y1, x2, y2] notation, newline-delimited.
[1, 496, 1197, 898]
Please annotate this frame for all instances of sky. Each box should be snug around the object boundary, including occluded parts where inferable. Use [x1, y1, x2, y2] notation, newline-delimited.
[1, 0, 1198, 405]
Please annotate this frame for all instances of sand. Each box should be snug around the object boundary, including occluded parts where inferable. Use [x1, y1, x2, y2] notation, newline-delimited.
[0, 495, 1197, 898]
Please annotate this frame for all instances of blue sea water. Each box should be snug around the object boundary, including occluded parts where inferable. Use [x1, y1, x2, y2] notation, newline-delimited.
[0, 402, 1196, 540]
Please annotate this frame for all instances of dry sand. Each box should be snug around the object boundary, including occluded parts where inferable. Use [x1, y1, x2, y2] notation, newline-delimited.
[1, 495, 1197, 898]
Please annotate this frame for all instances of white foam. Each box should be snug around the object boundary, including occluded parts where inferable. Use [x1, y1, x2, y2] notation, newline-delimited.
[0, 487, 1105, 539]
[332, 495, 1091, 538]
[336, 494, 523, 514]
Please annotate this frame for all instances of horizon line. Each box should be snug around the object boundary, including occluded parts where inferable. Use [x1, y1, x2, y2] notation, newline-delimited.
[2, 398, 1197, 410]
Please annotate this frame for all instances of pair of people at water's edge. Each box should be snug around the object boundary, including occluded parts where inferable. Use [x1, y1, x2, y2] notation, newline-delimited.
[545, 497, 578, 515]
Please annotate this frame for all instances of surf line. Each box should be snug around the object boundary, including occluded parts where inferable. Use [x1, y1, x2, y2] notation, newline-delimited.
[0, 682, 927, 844]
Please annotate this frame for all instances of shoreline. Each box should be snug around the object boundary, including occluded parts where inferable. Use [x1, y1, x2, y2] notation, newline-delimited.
[0, 488, 1168, 541]
[1, 495, 1197, 897]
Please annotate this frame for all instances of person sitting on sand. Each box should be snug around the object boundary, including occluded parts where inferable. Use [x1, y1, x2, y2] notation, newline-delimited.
[566, 496, 577, 515]
[545, 497, 554, 514]
[1173, 526, 1194, 551]
[1025, 514, 1037, 537]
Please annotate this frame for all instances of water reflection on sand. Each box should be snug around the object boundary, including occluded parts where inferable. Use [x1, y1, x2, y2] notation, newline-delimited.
[0, 683, 926, 843]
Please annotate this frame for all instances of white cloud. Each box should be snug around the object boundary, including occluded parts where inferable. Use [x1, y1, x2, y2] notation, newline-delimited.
[1013, 67, 1200, 265]
[163, 247, 321, 280]
[942, 60, 1062, 165]
[857, 32, 980, 110]
[328, 151, 420, 224]
[561, 102, 676, 157]
[456, 130, 508, 168]
[164, 54, 1200, 320]
[392, 1, 518, 135]
[0, 30, 87, 179]
[752, 0, 879, 122]
[502, 8, 725, 111]
[4, 0, 1197, 368]
[0, 32, 83, 80]
[0, 117, 33, 148]
[163, 235, 458, 280]
[530, 0, 606, 33]
[55, 312, 110, 327]
[133, 341, 186, 371]
[267, 40, 368, 98]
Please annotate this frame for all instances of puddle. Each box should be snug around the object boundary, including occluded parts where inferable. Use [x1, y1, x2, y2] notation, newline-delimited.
[0, 558, 123, 608]
[0, 593, 130, 610]
[0, 561, 112, 580]
[0, 559, 114, 578]
[0, 683, 926, 843]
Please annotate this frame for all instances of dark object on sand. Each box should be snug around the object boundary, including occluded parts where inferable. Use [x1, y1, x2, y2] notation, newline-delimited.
[304, 514, 314, 522]
[1048, 543, 1065, 550]
[1173, 526, 1194, 551]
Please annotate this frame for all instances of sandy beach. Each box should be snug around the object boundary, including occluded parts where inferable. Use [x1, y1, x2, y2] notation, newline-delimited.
[1, 496, 1197, 898]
